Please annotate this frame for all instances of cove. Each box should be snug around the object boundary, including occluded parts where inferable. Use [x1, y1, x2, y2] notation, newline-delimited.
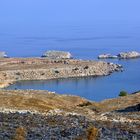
[5, 59, 140, 101]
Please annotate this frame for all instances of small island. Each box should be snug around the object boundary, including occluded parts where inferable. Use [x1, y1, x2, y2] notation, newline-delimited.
[98, 51, 140, 59]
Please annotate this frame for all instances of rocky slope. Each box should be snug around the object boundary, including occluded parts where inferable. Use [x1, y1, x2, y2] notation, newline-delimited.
[0, 90, 140, 139]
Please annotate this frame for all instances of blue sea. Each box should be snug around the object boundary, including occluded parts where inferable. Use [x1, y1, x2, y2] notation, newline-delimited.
[1, 23, 140, 101]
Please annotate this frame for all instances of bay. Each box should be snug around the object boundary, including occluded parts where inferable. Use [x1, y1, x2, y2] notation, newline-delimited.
[2, 23, 140, 101]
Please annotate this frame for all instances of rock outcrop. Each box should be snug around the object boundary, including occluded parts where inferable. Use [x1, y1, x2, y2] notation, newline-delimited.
[42, 50, 72, 59]
[98, 54, 118, 59]
[117, 103, 140, 112]
[98, 51, 140, 59]
[0, 52, 7, 58]
[118, 51, 140, 59]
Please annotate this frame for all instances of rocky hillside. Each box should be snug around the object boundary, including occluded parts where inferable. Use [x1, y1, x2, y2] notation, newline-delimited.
[0, 90, 139, 139]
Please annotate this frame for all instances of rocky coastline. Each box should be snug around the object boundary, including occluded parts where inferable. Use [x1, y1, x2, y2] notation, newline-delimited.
[0, 57, 122, 88]
[98, 51, 140, 59]
[1, 51, 139, 139]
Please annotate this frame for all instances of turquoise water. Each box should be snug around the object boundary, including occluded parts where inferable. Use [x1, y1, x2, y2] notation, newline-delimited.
[2, 24, 140, 101]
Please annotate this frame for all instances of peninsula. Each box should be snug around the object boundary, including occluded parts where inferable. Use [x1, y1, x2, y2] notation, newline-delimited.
[0, 57, 122, 88]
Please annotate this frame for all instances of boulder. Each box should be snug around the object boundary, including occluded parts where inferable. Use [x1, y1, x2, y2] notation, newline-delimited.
[42, 50, 72, 59]
[0, 52, 8, 58]
[117, 51, 140, 59]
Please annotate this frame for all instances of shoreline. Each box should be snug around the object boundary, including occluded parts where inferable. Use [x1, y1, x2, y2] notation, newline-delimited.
[0, 57, 140, 139]
[0, 57, 122, 88]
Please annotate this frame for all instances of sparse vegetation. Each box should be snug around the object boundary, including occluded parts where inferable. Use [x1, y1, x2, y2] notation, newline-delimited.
[0, 90, 139, 139]
[78, 101, 92, 107]
[73, 67, 79, 71]
[13, 126, 26, 140]
[119, 91, 128, 97]
[87, 126, 99, 140]
[84, 66, 89, 69]
[54, 70, 59, 74]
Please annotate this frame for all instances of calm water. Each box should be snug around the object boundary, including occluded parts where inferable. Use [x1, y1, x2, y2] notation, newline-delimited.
[2, 23, 140, 101]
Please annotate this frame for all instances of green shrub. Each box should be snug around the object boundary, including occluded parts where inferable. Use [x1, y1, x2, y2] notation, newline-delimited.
[78, 101, 92, 107]
[119, 91, 128, 97]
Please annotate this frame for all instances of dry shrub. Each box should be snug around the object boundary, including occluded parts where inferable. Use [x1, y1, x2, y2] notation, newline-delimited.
[87, 126, 99, 140]
[13, 126, 26, 140]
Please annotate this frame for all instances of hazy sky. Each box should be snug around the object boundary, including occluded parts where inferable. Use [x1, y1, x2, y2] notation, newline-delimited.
[0, 0, 140, 57]
[0, 0, 140, 27]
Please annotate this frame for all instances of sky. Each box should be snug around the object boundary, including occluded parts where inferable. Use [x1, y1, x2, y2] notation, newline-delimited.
[0, 0, 140, 28]
[0, 0, 140, 56]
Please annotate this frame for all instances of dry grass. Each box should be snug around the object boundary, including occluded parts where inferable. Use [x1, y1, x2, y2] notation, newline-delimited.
[0, 90, 139, 116]
[76, 126, 99, 140]
[13, 126, 26, 140]
[96, 93, 140, 112]
[87, 126, 99, 140]
[0, 90, 87, 114]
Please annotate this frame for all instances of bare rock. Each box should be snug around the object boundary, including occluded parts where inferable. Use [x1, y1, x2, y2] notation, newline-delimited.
[98, 54, 118, 59]
[118, 51, 140, 59]
[98, 51, 140, 59]
[42, 50, 72, 59]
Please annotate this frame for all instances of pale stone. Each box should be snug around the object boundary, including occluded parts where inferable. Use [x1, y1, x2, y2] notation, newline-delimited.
[98, 54, 118, 59]
[42, 50, 72, 59]
[118, 51, 140, 59]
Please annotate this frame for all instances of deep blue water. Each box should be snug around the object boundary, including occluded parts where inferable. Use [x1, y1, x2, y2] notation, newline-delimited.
[2, 23, 140, 101]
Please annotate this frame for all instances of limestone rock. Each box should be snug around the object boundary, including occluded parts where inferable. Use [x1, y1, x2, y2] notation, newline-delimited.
[98, 51, 140, 59]
[118, 51, 140, 59]
[42, 50, 72, 59]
